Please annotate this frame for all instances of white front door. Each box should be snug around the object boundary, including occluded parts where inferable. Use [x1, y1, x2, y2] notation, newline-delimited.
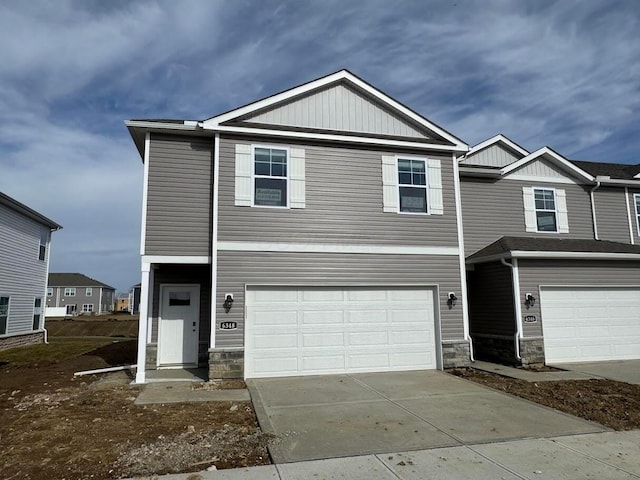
[159, 285, 200, 366]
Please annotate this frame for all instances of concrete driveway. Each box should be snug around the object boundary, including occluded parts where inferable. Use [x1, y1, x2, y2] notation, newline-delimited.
[247, 370, 606, 463]
[552, 360, 640, 385]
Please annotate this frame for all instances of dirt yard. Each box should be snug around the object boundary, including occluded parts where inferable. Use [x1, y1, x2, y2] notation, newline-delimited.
[0, 339, 271, 480]
[451, 368, 640, 430]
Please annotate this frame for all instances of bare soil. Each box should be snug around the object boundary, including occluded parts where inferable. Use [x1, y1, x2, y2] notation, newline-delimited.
[0, 341, 272, 479]
[450, 368, 640, 430]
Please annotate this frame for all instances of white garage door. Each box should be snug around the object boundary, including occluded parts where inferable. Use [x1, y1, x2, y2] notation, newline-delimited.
[541, 287, 640, 363]
[245, 286, 438, 378]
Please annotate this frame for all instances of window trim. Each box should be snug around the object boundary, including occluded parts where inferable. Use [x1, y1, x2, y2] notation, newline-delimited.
[395, 155, 430, 215]
[251, 144, 290, 209]
[64, 287, 76, 297]
[86, 287, 93, 297]
[533, 187, 559, 233]
[82, 304, 94, 313]
[0, 295, 10, 336]
[33, 297, 42, 331]
[634, 193, 640, 237]
[46, 288, 53, 297]
[38, 230, 48, 261]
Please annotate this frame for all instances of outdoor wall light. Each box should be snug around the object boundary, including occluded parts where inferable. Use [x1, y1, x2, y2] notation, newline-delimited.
[223, 293, 234, 313]
[525, 293, 536, 307]
[447, 292, 458, 308]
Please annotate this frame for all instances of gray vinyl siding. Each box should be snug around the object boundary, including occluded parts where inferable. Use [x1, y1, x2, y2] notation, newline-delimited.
[244, 83, 431, 139]
[517, 259, 640, 337]
[46, 287, 115, 314]
[594, 187, 632, 243]
[461, 144, 521, 167]
[0, 203, 50, 335]
[461, 177, 594, 254]
[218, 135, 459, 247]
[215, 251, 464, 349]
[467, 262, 515, 336]
[630, 189, 640, 244]
[145, 134, 213, 256]
[150, 264, 211, 363]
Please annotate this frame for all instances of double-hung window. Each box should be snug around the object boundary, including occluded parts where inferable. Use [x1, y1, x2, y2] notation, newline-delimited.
[534, 188, 557, 232]
[38, 230, 48, 261]
[47, 288, 53, 297]
[398, 158, 428, 214]
[33, 298, 42, 330]
[254, 147, 288, 207]
[86, 288, 92, 297]
[0, 296, 9, 335]
[64, 287, 76, 297]
[635, 194, 640, 236]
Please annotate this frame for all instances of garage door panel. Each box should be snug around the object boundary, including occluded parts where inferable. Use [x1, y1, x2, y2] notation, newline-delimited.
[541, 287, 640, 363]
[245, 286, 438, 378]
[251, 289, 298, 303]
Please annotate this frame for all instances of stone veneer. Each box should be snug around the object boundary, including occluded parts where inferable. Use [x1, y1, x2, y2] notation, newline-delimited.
[442, 340, 472, 368]
[519, 337, 545, 365]
[209, 348, 244, 379]
[145, 344, 157, 370]
[0, 331, 45, 351]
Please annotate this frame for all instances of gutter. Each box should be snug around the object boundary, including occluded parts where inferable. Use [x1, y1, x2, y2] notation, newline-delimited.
[589, 178, 602, 240]
[501, 258, 522, 361]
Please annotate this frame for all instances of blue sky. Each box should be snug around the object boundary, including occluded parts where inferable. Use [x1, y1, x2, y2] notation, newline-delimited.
[0, 0, 638, 292]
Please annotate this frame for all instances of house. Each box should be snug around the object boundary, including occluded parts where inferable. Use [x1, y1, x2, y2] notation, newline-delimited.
[115, 294, 130, 312]
[127, 70, 472, 383]
[129, 283, 141, 314]
[0, 192, 61, 350]
[126, 70, 640, 383]
[460, 135, 640, 365]
[46, 273, 115, 315]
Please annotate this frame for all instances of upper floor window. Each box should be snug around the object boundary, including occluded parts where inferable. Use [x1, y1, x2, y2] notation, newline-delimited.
[33, 298, 42, 330]
[534, 188, 557, 232]
[398, 158, 428, 214]
[0, 296, 9, 335]
[254, 147, 288, 207]
[635, 194, 640, 236]
[381, 155, 443, 215]
[47, 288, 53, 297]
[64, 288, 76, 297]
[86, 288, 93, 297]
[38, 230, 48, 261]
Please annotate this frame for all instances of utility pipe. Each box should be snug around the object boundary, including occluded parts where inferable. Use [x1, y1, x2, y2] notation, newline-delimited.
[501, 257, 522, 361]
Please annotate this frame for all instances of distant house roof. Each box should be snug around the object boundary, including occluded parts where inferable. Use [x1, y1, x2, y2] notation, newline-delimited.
[468, 236, 640, 263]
[0, 192, 62, 230]
[570, 160, 640, 180]
[48, 273, 114, 289]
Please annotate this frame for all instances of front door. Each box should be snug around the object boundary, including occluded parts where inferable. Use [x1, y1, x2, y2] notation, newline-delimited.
[159, 285, 200, 366]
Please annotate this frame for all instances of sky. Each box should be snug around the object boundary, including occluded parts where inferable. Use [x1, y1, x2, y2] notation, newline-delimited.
[0, 0, 638, 293]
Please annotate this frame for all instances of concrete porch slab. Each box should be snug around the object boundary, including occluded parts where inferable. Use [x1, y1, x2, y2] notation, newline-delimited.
[472, 360, 597, 382]
[135, 382, 249, 405]
[550, 360, 640, 385]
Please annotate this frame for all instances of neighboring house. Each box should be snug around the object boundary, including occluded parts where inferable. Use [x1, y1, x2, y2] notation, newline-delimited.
[115, 294, 130, 312]
[0, 192, 61, 351]
[459, 135, 640, 365]
[46, 273, 115, 315]
[127, 70, 472, 383]
[126, 70, 640, 383]
[129, 283, 141, 315]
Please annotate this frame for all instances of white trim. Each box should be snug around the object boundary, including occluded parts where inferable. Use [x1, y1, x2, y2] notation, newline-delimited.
[125, 120, 199, 131]
[217, 241, 459, 256]
[158, 283, 200, 367]
[467, 250, 640, 264]
[203, 70, 468, 149]
[540, 284, 640, 289]
[140, 132, 150, 255]
[0, 295, 9, 335]
[507, 174, 577, 185]
[532, 187, 560, 233]
[64, 287, 76, 297]
[141, 255, 211, 265]
[452, 154, 473, 360]
[135, 266, 150, 384]
[634, 193, 640, 239]
[396, 155, 430, 215]
[501, 147, 594, 182]
[251, 144, 290, 208]
[464, 134, 529, 159]
[210, 133, 220, 350]
[98, 288, 103, 314]
[211, 125, 467, 152]
[500, 258, 522, 361]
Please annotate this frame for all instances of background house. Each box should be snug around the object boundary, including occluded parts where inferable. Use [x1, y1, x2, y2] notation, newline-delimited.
[0, 192, 61, 350]
[115, 294, 130, 312]
[46, 273, 115, 316]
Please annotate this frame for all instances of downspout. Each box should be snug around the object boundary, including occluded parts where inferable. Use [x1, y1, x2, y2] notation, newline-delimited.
[589, 179, 601, 240]
[625, 187, 635, 245]
[501, 257, 522, 361]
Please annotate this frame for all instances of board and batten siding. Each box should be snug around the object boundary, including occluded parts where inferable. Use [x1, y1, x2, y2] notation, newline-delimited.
[218, 135, 459, 247]
[517, 259, 640, 337]
[215, 251, 464, 349]
[594, 187, 633, 243]
[243, 83, 431, 139]
[461, 144, 522, 167]
[467, 262, 516, 337]
[460, 177, 595, 254]
[0, 204, 49, 335]
[145, 134, 213, 256]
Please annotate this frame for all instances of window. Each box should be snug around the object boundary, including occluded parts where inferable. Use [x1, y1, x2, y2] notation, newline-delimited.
[38, 229, 48, 261]
[398, 158, 428, 213]
[33, 298, 42, 330]
[635, 194, 640, 236]
[64, 288, 76, 297]
[0, 296, 9, 335]
[534, 188, 557, 232]
[82, 304, 94, 313]
[86, 288, 92, 297]
[47, 288, 53, 297]
[254, 147, 288, 207]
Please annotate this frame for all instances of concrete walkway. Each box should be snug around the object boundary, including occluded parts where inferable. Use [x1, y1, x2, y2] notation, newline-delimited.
[472, 360, 597, 382]
[135, 382, 249, 405]
[551, 360, 640, 385]
[131, 430, 640, 479]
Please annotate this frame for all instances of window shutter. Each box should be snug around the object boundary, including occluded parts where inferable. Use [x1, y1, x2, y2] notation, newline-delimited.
[381, 156, 397, 212]
[427, 159, 443, 215]
[289, 148, 305, 209]
[235, 144, 252, 206]
[556, 189, 569, 233]
[522, 187, 537, 232]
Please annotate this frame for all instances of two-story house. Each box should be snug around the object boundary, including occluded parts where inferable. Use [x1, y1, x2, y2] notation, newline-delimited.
[0, 192, 61, 350]
[127, 71, 640, 383]
[127, 70, 473, 383]
[46, 273, 115, 316]
[460, 135, 640, 365]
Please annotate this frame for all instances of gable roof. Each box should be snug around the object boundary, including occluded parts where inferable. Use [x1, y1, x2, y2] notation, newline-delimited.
[0, 192, 62, 230]
[501, 147, 594, 182]
[202, 70, 468, 151]
[571, 160, 640, 180]
[48, 273, 114, 289]
[467, 236, 640, 263]
[463, 134, 529, 160]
